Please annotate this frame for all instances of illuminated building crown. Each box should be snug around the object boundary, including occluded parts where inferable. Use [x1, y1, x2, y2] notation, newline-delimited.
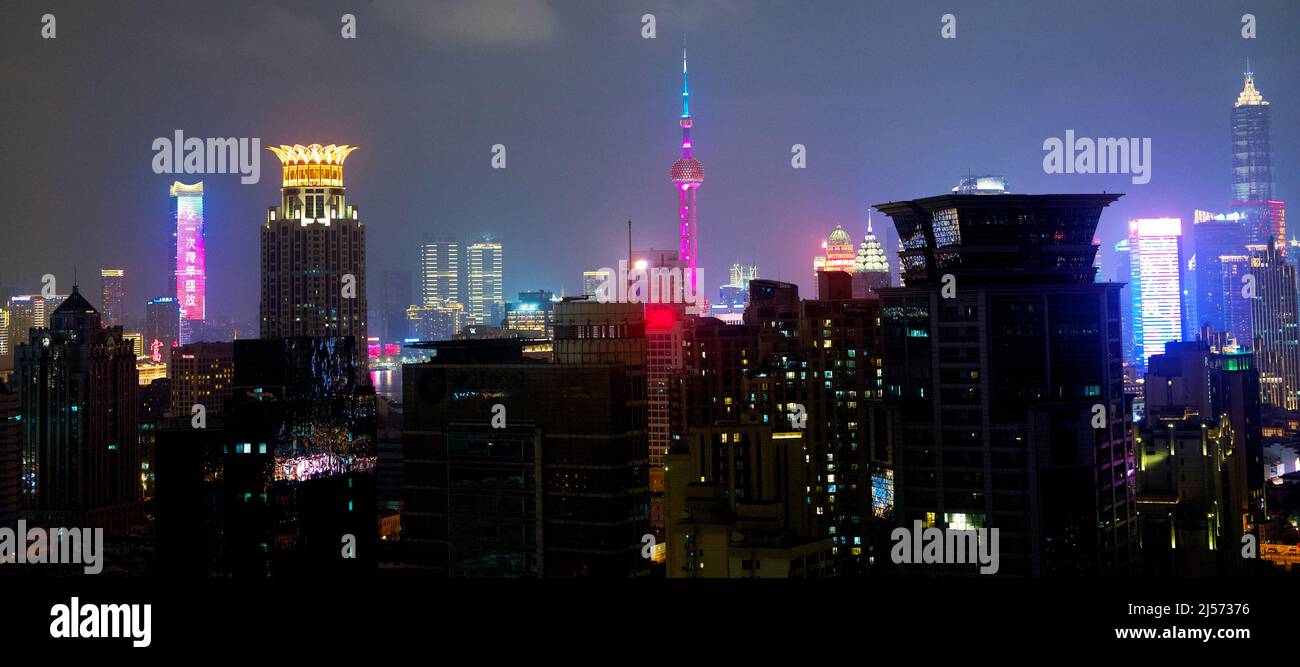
[267, 143, 359, 188]
[1236, 62, 1268, 107]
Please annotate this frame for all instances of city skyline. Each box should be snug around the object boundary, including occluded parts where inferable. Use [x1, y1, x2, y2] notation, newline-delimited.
[3, 2, 1298, 326]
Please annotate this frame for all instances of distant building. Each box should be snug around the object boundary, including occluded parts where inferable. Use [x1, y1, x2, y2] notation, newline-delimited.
[505, 290, 554, 337]
[1129, 217, 1186, 373]
[1191, 211, 1247, 332]
[0, 381, 20, 529]
[145, 297, 181, 369]
[171, 182, 207, 343]
[169, 341, 235, 417]
[100, 269, 126, 328]
[852, 216, 891, 298]
[711, 263, 757, 324]
[1249, 238, 1300, 410]
[15, 286, 140, 533]
[952, 174, 1010, 195]
[420, 239, 462, 307]
[466, 235, 504, 325]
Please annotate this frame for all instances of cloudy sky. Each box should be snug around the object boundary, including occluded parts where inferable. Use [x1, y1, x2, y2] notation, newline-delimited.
[2, 0, 1297, 327]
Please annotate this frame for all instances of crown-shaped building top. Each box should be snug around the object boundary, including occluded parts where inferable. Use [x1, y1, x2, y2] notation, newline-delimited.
[267, 143, 359, 188]
[855, 216, 889, 274]
[169, 181, 204, 197]
[1236, 62, 1268, 107]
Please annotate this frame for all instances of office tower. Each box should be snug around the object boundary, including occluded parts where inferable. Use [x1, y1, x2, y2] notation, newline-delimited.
[262, 144, 369, 381]
[876, 193, 1134, 576]
[402, 303, 649, 577]
[711, 263, 758, 324]
[1137, 341, 1264, 576]
[813, 225, 856, 281]
[952, 174, 1010, 195]
[1230, 66, 1287, 256]
[420, 239, 462, 307]
[505, 290, 554, 337]
[4, 295, 70, 371]
[15, 286, 140, 533]
[1129, 218, 1186, 372]
[376, 270, 413, 343]
[0, 306, 8, 371]
[853, 216, 891, 298]
[671, 46, 704, 294]
[1232, 63, 1274, 204]
[466, 235, 504, 325]
[171, 182, 207, 344]
[1249, 238, 1300, 410]
[0, 381, 19, 529]
[100, 269, 125, 327]
[145, 297, 182, 368]
[1192, 211, 1248, 332]
[169, 341, 234, 417]
[407, 303, 463, 342]
[1221, 254, 1254, 346]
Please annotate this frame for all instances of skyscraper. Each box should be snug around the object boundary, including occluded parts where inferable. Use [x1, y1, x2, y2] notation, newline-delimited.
[1249, 238, 1300, 410]
[877, 193, 1135, 576]
[466, 235, 503, 325]
[1232, 63, 1274, 204]
[1129, 217, 1186, 372]
[1221, 254, 1255, 347]
[420, 239, 462, 307]
[100, 268, 125, 327]
[15, 286, 140, 532]
[813, 225, 856, 280]
[1230, 65, 1287, 256]
[1191, 211, 1247, 333]
[261, 143, 369, 381]
[852, 216, 891, 298]
[671, 45, 704, 295]
[145, 297, 181, 368]
[171, 182, 207, 343]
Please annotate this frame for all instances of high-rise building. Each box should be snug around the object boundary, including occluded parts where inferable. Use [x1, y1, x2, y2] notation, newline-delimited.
[671, 46, 704, 295]
[376, 270, 413, 342]
[100, 268, 126, 328]
[145, 297, 181, 368]
[1192, 211, 1248, 332]
[0, 380, 20, 529]
[1232, 63, 1274, 204]
[1221, 254, 1254, 346]
[711, 263, 757, 324]
[407, 303, 463, 342]
[262, 144, 369, 382]
[504, 290, 554, 337]
[1249, 238, 1300, 410]
[171, 182, 207, 343]
[813, 225, 856, 282]
[1138, 340, 1265, 576]
[420, 239, 462, 308]
[876, 193, 1135, 576]
[852, 216, 891, 299]
[403, 307, 649, 577]
[15, 285, 140, 533]
[466, 235, 504, 325]
[169, 341, 235, 418]
[4, 295, 70, 372]
[1129, 217, 1186, 372]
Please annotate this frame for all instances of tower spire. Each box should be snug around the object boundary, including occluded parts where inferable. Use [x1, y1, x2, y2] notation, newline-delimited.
[681, 37, 690, 119]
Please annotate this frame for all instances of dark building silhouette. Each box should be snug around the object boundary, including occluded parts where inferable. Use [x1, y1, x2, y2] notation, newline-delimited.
[15, 286, 140, 533]
[402, 302, 649, 577]
[875, 193, 1134, 576]
[0, 380, 20, 529]
[1137, 339, 1265, 576]
[154, 337, 376, 577]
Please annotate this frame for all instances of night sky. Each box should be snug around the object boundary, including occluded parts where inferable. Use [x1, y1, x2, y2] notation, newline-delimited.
[2, 0, 1298, 328]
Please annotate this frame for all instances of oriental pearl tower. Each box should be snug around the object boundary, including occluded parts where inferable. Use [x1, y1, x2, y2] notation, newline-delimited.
[670, 43, 704, 295]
